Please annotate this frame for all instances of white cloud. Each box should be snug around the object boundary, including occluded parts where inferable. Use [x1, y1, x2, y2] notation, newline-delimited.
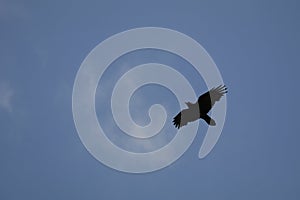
[0, 82, 14, 113]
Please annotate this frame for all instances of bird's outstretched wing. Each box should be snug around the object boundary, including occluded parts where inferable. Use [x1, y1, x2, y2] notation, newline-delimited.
[173, 112, 190, 129]
[172, 112, 182, 129]
[197, 85, 227, 114]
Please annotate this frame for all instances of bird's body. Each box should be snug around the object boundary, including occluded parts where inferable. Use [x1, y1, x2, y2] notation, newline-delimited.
[173, 85, 227, 129]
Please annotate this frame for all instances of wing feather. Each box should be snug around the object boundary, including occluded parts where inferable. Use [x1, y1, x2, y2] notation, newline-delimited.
[197, 85, 227, 114]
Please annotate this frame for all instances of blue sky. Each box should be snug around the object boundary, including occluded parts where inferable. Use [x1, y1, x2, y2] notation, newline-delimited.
[1, 0, 300, 199]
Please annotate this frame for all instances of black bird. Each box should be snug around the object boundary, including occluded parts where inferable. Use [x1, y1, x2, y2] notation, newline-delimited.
[173, 85, 227, 129]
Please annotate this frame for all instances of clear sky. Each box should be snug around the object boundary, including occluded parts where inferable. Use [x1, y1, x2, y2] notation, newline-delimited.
[1, 0, 300, 199]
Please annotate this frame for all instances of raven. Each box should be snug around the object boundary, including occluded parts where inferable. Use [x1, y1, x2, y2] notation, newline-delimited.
[173, 85, 227, 129]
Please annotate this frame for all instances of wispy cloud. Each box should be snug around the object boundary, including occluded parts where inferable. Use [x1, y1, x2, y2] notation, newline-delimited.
[0, 81, 14, 113]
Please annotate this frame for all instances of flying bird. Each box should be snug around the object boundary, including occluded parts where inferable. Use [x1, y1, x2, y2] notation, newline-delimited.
[173, 85, 227, 129]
